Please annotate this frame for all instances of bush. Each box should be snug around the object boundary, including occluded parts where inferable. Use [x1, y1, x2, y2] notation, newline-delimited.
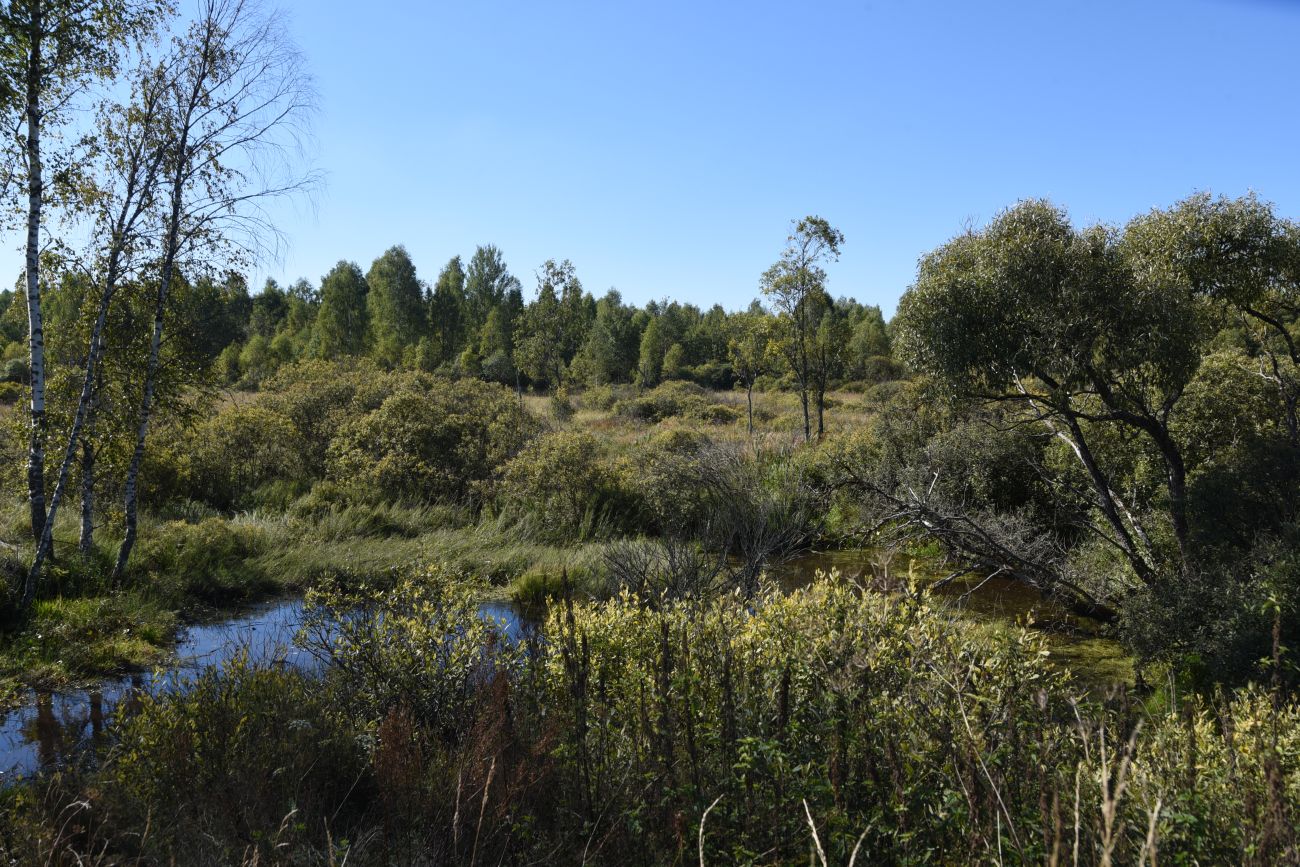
[579, 383, 630, 411]
[326, 378, 539, 504]
[102, 658, 365, 863]
[687, 359, 734, 389]
[259, 358, 396, 474]
[2, 357, 28, 383]
[620, 427, 716, 533]
[494, 430, 630, 540]
[0, 381, 21, 404]
[614, 380, 734, 424]
[301, 566, 523, 732]
[183, 404, 306, 510]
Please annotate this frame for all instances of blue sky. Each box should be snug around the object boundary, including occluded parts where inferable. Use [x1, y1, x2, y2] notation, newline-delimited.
[23, 0, 1300, 316]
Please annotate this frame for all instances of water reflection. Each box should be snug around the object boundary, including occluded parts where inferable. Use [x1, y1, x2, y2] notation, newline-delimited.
[0, 598, 524, 782]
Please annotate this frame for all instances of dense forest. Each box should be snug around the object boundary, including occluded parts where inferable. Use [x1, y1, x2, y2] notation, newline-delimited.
[0, 0, 1299, 865]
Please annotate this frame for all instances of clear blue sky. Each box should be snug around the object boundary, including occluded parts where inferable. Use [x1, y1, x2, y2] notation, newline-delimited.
[29, 0, 1300, 317]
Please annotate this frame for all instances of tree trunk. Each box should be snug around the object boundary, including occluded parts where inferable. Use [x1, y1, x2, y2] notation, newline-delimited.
[114, 281, 168, 582]
[78, 435, 94, 555]
[78, 375, 98, 555]
[815, 385, 825, 441]
[799, 388, 810, 443]
[25, 310, 110, 609]
[746, 381, 754, 439]
[23, 1, 47, 547]
[114, 169, 185, 583]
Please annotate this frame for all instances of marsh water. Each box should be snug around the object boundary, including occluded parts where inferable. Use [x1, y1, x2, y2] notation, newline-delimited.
[0, 598, 525, 781]
[0, 550, 1127, 781]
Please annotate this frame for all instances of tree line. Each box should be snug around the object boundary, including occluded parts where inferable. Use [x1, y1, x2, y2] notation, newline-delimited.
[191, 225, 897, 435]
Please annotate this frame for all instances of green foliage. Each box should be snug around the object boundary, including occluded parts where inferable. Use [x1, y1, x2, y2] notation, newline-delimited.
[2, 357, 28, 383]
[183, 404, 307, 510]
[128, 518, 274, 605]
[311, 261, 370, 358]
[301, 566, 522, 730]
[366, 245, 426, 367]
[428, 256, 467, 363]
[103, 657, 364, 862]
[494, 430, 629, 540]
[614, 380, 739, 424]
[326, 377, 538, 504]
[1, 594, 174, 684]
[464, 244, 522, 337]
[258, 357, 392, 475]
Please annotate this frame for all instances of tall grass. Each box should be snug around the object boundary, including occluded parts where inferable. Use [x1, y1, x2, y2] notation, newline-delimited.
[2, 572, 1296, 864]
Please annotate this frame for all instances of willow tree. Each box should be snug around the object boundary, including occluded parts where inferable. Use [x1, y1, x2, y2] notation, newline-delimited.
[1122, 193, 1300, 447]
[113, 0, 317, 581]
[893, 200, 1224, 597]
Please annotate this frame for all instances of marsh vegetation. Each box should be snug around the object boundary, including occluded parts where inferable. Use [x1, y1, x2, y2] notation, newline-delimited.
[0, 1, 1296, 862]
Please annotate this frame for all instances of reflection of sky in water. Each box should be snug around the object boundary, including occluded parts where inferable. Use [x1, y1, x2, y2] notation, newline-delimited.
[0, 598, 524, 782]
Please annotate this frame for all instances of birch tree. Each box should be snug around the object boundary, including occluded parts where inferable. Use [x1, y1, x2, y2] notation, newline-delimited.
[0, 0, 168, 546]
[727, 310, 773, 439]
[761, 216, 844, 443]
[21, 47, 174, 608]
[113, 0, 316, 580]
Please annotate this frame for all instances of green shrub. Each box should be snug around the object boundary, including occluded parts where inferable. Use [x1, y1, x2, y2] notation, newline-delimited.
[301, 566, 523, 731]
[326, 378, 538, 504]
[550, 385, 575, 422]
[579, 383, 629, 411]
[183, 404, 306, 510]
[2, 357, 28, 383]
[687, 359, 734, 389]
[0, 381, 21, 404]
[103, 657, 364, 863]
[614, 380, 742, 425]
[619, 426, 716, 533]
[259, 358, 395, 474]
[494, 429, 631, 540]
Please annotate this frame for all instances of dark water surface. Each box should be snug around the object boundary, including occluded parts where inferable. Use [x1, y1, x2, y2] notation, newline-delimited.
[0, 597, 527, 782]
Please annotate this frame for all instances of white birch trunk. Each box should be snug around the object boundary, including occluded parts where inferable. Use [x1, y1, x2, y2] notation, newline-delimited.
[23, 0, 47, 547]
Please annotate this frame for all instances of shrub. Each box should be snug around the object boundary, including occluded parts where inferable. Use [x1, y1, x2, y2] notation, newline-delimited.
[579, 383, 629, 411]
[494, 430, 630, 540]
[301, 566, 523, 732]
[620, 426, 716, 533]
[103, 658, 365, 863]
[259, 358, 396, 474]
[326, 378, 538, 504]
[183, 404, 306, 510]
[687, 359, 734, 389]
[614, 380, 735, 424]
[0, 381, 20, 404]
[2, 357, 28, 383]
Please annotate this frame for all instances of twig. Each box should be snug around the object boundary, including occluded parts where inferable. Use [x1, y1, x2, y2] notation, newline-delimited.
[698, 795, 723, 867]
